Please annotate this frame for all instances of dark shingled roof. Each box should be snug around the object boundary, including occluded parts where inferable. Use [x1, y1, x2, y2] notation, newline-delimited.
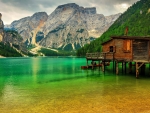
[102, 36, 150, 45]
[101, 39, 113, 45]
[111, 36, 150, 40]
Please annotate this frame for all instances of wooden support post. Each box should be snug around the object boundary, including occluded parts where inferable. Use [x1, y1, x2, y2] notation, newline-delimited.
[103, 53, 106, 74]
[115, 61, 116, 73]
[116, 61, 119, 75]
[135, 62, 144, 78]
[104, 61, 105, 74]
[92, 60, 94, 70]
[113, 60, 115, 73]
[122, 62, 124, 74]
[87, 59, 88, 68]
[141, 64, 146, 75]
[129, 62, 132, 74]
[99, 60, 100, 71]
[102, 62, 104, 72]
[136, 62, 139, 78]
[113, 53, 115, 73]
[124, 62, 127, 74]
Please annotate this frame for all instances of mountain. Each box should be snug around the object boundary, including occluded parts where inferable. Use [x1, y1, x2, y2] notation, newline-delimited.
[0, 14, 24, 57]
[77, 0, 150, 56]
[8, 3, 121, 51]
[10, 12, 48, 43]
[0, 13, 4, 42]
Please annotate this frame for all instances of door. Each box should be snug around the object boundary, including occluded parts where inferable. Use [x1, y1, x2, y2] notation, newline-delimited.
[133, 40, 149, 61]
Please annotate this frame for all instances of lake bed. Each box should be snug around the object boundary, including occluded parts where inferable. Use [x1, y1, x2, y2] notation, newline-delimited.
[0, 57, 150, 113]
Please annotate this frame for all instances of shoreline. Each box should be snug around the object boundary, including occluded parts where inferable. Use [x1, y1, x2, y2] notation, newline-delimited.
[0, 55, 5, 58]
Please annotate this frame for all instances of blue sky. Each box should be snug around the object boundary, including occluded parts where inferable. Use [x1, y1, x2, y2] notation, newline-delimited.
[0, 0, 139, 24]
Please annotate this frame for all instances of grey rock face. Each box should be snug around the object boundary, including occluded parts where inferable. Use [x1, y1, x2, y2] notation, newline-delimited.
[10, 12, 48, 43]
[9, 3, 121, 50]
[0, 13, 4, 42]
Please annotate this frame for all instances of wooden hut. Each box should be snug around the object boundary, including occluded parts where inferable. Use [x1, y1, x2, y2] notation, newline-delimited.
[86, 36, 150, 78]
[102, 36, 150, 77]
[102, 36, 150, 62]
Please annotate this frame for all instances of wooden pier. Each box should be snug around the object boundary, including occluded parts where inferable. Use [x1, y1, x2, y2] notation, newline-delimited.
[85, 36, 150, 78]
[86, 52, 114, 71]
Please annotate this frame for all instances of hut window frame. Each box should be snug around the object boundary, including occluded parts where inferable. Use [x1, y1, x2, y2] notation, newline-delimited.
[123, 39, 131, 53]
[109, 46, 115, 52]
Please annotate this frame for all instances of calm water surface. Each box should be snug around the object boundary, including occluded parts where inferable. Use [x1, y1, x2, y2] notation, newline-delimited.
[0, 57, 150, 113]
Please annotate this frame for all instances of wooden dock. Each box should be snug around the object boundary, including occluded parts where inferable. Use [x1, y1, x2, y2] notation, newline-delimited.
[86, 52, 114, 71]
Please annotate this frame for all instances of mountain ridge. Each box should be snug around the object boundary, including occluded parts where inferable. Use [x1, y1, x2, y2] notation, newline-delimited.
[6, 3, 121, 51]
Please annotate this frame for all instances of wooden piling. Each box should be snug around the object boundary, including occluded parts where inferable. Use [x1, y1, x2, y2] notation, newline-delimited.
[92, 60, 94, 70]
[141, 64, 146, 75]
[124, 62, 127, 74]
[99, 60, 100, 71]
[122, 62, 124, 74]
[113, 53, 115, 73]
[116, 61, 119, 75]
[136, 62, 139, 78]
[86, 59, 88, 68]
[129, 62, 132, 74]
[113, 60, 115, 73]
[102, 62, 104, 72]
[104, 61, 105, 73]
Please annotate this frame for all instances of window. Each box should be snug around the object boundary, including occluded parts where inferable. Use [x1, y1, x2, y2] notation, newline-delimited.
[123, 40, 131, 52]
[109, 46, 114, 52]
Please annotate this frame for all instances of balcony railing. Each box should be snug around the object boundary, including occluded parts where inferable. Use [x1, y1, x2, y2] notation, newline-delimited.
[86, 52, 114, 60]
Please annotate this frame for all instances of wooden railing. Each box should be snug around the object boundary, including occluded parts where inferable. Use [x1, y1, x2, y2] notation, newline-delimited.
[86, 52, 114, 60]
[86, 52, 105, 59]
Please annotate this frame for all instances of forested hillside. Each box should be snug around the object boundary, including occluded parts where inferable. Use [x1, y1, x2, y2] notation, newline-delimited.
[77, 0, 150, 56]
[0, 30, 26, 57]
[0, 42, 22, 57]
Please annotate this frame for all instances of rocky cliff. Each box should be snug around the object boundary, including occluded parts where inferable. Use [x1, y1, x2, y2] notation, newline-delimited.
[8, 3, 121, 50]
[0, 13, 4, 42]
[10, 12, 48, 44]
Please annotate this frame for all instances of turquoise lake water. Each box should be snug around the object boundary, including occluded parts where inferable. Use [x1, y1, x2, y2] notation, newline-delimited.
[0, 57, 150, 113]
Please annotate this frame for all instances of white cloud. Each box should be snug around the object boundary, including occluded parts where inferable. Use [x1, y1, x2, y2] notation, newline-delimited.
[0, 0, 139, 25]
[114, 3, 131, 13]
[0, 1, 33, 24]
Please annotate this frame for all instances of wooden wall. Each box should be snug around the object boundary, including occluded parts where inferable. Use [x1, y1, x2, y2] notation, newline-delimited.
[102, 39, 133, 61]
[102, 40, 115, 60]
[133, 40, 149, 61]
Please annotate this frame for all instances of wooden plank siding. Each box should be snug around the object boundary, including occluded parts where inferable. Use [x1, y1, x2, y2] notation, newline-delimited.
[132, 40, 149, 61]
[102, 39, 115, 60]
[102, 39, 133, 61]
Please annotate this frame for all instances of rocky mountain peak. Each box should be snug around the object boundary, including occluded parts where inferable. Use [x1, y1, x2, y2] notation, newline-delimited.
[10, 12, 48, 44]
[85, 7, 96, 14]
[57, 3, 79, 9]
[31, 12, 48, 21]
[8, 3, 121, 51]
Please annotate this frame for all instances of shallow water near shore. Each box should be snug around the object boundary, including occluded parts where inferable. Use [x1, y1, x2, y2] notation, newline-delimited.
[0, 57, 150, 113]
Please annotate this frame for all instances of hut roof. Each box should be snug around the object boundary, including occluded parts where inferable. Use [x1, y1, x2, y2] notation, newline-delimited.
[102, 36, 150, 45]
[111, 36, 150, 40]
[101, 39, 113, 45]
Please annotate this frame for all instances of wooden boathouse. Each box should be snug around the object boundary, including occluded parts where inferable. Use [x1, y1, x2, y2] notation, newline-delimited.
[86, 36, 150, 78]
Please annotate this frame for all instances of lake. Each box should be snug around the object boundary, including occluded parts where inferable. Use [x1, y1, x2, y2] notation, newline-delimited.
[0, 57, 150, 113]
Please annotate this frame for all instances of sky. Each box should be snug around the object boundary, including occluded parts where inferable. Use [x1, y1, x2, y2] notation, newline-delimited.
[0, 0, 139, 25]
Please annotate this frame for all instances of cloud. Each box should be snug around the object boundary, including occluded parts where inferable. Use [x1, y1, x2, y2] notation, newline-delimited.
[78, 0, 139, 15]
[0, 0, 139, 24]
